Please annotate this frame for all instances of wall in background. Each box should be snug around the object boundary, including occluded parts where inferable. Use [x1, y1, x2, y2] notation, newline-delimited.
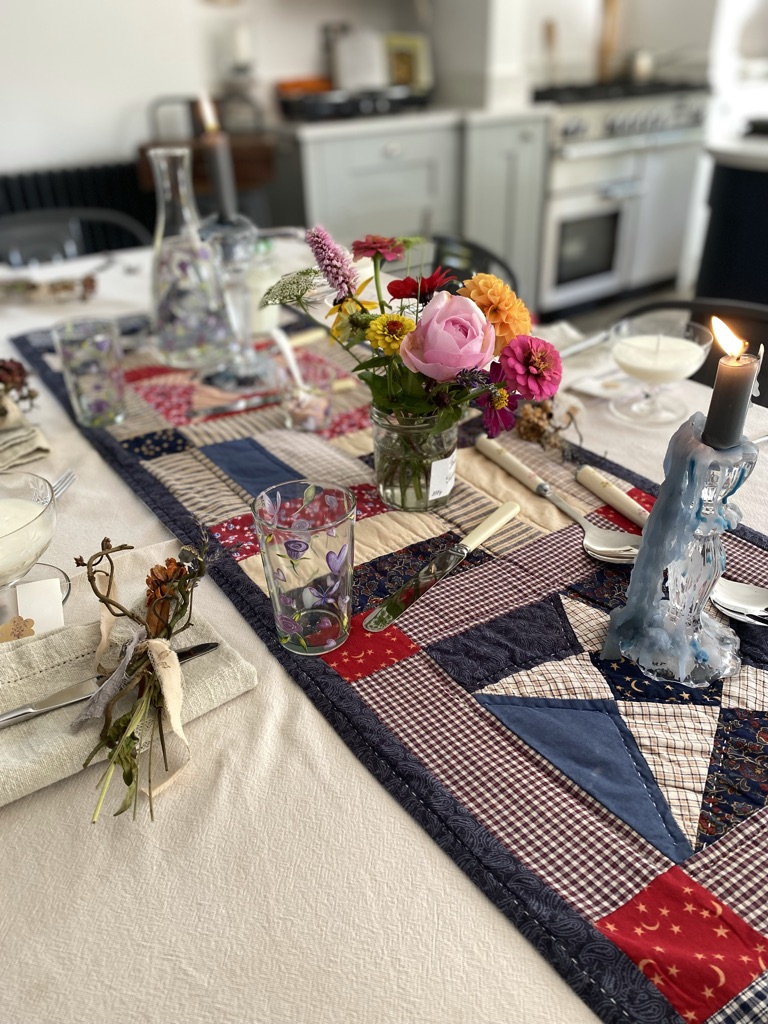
[0, 0, 411, 174]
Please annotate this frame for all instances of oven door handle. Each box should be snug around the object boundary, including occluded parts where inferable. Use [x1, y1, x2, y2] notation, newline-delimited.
[597, 183, 644, 201]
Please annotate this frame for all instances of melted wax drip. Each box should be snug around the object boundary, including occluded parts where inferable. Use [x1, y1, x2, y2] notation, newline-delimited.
[602, 412, 758, 685]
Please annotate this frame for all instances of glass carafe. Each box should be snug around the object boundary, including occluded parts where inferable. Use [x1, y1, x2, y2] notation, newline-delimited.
[148, 147, 234, 371]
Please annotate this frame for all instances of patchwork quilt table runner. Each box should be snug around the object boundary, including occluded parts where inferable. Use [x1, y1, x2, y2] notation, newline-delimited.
[16, 324, 768, 1024]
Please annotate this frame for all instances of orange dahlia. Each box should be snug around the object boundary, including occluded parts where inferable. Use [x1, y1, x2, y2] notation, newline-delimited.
[458, 273, 532, 356]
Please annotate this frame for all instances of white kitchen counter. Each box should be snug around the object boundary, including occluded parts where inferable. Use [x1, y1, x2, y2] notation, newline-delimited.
[270, 102, 551, 142]
[271, 108, 463, 143]
[708, 137, 768, 171]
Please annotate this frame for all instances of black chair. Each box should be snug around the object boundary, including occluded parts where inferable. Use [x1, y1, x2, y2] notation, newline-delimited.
[0, 207, 152, 266]
[619, 297, 768, 408]
[431, 234, 519, 293]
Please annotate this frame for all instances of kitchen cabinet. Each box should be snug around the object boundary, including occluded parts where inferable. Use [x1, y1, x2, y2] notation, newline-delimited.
[461, 110, 549, 307]
[267, 112, 462, 247]
[628, 140, 703, 288]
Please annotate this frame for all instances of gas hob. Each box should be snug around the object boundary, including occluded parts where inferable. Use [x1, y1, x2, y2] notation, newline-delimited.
[534, 80, 710, 146]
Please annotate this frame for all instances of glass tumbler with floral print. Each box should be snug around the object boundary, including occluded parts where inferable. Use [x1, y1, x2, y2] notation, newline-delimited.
[52, 317, 125, 428]
[251, 480, 356, 655]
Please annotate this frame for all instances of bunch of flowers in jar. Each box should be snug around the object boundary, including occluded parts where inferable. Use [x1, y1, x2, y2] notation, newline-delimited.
[261, 227, 563, 510]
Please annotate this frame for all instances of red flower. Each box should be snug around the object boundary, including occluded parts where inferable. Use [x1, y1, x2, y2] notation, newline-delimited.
[499, 335, 563, 402]
[387, 266, 456, 301]
[351, 235, 405, 262]
[476, 360, 518, 438]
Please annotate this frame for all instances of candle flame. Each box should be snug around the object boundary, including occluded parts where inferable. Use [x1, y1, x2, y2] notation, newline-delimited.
[712, 316, 747, 358]
[198, 94, 220, 133]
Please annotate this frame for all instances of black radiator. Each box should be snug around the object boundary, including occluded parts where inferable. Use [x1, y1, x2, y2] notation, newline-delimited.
[0, 162, 156, 254]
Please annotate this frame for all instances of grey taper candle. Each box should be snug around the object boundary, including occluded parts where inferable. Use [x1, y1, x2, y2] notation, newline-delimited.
[702, 351, 760, 450]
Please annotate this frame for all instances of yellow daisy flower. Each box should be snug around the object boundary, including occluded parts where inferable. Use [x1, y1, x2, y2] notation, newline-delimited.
[327, 278, 377, 344]
[458, 273, 532, 356]
[366, 313, 416, 356]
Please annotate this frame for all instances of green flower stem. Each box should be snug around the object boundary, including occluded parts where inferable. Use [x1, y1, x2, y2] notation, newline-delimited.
[296, 300, 336, 334]
[91, 763, 116, 825]
[373, 255, 386, 314]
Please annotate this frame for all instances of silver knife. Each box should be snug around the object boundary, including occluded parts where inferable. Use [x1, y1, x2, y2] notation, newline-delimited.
[0, 641, 219, 730]
[362, 501, 520, 632]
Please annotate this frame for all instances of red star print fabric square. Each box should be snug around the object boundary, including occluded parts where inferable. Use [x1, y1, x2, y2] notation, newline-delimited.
[320, 611, 419, 681]
[209, 513, 260, 561]
[594, 487, 656, 536]
[596, 865, 768, 1022]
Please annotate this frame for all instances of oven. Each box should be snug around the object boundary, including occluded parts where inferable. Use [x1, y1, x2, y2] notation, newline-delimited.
[539, 150, 643, 312]
[535, 84, 709, 317]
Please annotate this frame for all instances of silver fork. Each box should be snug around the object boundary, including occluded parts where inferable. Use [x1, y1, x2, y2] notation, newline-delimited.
[52, 470, 76, 499]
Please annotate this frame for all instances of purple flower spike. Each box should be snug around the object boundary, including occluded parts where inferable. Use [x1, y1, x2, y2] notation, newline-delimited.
[284, 538, 309, 560]
[326, 544, 348, 574]
[305, 225, 358, 302]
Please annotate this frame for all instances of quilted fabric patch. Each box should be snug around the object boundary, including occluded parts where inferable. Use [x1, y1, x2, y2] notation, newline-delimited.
[596, 865, 768, 1022]
[427, 594, 581, 691]
[475, 695, 692, 862]
[699, 710, 768, 848]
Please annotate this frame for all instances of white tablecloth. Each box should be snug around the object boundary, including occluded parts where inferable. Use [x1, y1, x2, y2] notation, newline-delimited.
[1, 250, 767, 1024]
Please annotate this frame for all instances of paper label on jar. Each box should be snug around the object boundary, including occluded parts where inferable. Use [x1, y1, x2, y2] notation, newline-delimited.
[429, 450, 457, 500]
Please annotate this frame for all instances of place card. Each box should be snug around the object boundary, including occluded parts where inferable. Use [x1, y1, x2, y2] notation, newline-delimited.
[16, 577, 64, 635]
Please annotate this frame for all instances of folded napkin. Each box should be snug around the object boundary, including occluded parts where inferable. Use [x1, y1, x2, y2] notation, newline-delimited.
[534, 321, 629, 398]
[0, 613, 259, 809]
[0, 398, 50, 469]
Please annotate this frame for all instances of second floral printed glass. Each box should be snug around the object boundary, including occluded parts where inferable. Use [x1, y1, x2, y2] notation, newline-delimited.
[251, 480, 356, 655]
[52, 318, 126, 428]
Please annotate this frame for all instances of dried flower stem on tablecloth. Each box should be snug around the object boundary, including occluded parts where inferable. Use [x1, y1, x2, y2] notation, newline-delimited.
[73, 537, 206, 823]
[0, 358, 37, 416]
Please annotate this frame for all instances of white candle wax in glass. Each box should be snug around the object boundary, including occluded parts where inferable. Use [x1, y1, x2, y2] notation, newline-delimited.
[0, 474, 56, 590]
[612, 334, 708, 385]
[608, 313, 713, 425]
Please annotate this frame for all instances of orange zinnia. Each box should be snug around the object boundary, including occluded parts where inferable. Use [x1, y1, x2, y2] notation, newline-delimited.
[458, 273, 532, 356]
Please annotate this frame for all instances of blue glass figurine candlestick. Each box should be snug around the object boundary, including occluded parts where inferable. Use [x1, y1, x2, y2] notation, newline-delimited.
[602, 412, 758, 686]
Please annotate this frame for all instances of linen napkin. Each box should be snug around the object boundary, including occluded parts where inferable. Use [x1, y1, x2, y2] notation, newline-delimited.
[0, 398, 50, 469]
[534, 320, 630, 398]
[0, 613, 259, 809]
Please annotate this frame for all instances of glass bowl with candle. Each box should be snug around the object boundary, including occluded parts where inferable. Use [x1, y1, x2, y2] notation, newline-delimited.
[608, 312, 713, 424]
[0, 471, 58, 592]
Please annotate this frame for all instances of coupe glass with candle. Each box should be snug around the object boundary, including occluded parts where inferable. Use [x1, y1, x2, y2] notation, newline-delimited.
[609, 312, 713, 424]
[0, 471, 68, 617]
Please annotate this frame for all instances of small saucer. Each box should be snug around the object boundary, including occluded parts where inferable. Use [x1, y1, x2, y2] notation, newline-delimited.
[15, 563, 72, 604]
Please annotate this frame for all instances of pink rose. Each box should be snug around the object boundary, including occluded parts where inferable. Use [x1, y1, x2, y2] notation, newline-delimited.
[399, 291, 495, 382]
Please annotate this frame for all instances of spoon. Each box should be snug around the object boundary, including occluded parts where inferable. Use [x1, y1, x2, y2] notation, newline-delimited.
[474, 436, 642, 564]
[710, 578, 768, 617]
[710, 604, 768, 627]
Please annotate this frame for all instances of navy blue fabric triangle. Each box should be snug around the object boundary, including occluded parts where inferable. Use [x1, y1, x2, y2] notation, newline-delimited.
[475, 695, 693, 863]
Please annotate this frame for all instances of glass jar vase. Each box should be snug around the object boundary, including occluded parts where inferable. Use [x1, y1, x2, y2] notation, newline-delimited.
[148, 147, 234, 372]
[370, 406, 458, 512]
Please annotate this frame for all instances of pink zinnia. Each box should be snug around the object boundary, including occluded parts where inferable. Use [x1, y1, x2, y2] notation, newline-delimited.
[305, 225, 358, 302]
[351, 234, 405, 262]
[499, 335, 562, 402]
